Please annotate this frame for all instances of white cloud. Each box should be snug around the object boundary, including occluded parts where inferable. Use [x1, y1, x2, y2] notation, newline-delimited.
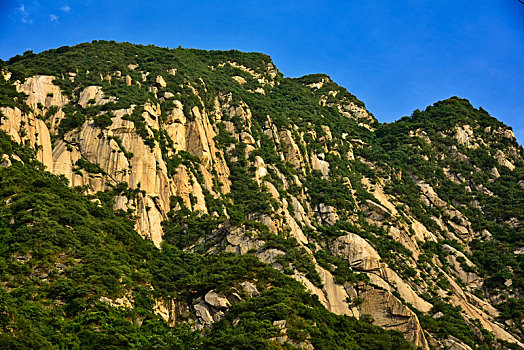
[50, 14, 59, 22]
[19, 4, 33, 24]
[60, 5, 71, 13]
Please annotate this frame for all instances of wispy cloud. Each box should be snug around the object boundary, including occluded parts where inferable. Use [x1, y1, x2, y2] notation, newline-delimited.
[49, 14, 59, 22]
[60, 5, 71, 13]
[18, 4, 33, 24]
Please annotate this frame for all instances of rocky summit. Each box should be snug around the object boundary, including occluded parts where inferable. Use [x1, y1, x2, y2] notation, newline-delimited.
[0, 41, 522, 349]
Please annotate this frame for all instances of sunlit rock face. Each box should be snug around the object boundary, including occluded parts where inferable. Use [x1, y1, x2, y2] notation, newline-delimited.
[1, 42, 523, 349]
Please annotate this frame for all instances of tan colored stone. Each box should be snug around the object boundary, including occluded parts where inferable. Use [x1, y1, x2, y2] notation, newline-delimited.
[279, 129, 304, 170]
[357, 286, 429, 349]
[0, 107, 54, 171]
[495, 149, 515, 170]
[454, 125, 474, 147]
[311, 153, 330, 177]
[240, 281, 260, 297]
[318, 203, 338, 226]
[320, 125, 332, 140]
[442, 245, 482, 288]
[332, 233, 381, 271]
[78, 86, 117, 107]
[232, 76, 247, 85]
[205, 290, 230, 309]
[156, 75, 167, 88]
[16, 75, 68, 109]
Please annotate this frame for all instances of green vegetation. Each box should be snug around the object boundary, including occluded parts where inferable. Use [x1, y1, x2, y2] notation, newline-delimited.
[2, 41, 523, 348]
[314, 250, 369, 285]
[93, 113, 113, 129]
[74, 157, 106, 174]
[0, 130, 414, 348]
[294, 73, 365, 108]
[374, 97, 523, 294]
[416, 298, 493, 348]
[210, 286, 414, 349]
[0, 78, 30, 113]
[495, 298, 524, 335]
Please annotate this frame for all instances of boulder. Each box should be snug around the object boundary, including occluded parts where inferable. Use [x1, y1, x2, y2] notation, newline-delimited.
[204, 290, 231, 309]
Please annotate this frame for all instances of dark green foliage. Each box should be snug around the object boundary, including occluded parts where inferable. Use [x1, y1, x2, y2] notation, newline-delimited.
[294, 73, 365, 108]
[416, 298, 493, 348]
[470, 239, 521, 291]
[225, 143, 275, 225]
[93, 113, 113, 129]
[162, 201, 219, 251]
[305, 170, 355, 209]
[42, 105, 59, 121]
[214, 122, 237, 147]
[261, 233, 322, 287]
[495, 298, 524, 335]
[0, 131, 35, 163]
[58, 110, 86, 137]
[74, 158, 106, 174]
[207, 286, 414, 350]
[314, 250, 369, 285]
[0, 131, 413, 348]
[122, 107, 155, 148]
[105, 135, 133, 159]
[2, 41, 523, 348]
[0, 78, 29, 113]
[375, 97, 524, 294]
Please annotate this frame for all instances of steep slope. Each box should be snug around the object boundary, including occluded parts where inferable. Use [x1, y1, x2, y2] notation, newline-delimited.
[0, 131, 414, 349]
[0, 41, 522, 349]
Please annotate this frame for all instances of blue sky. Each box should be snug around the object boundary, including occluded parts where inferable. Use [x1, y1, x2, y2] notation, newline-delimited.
[1, 1, 523, 143]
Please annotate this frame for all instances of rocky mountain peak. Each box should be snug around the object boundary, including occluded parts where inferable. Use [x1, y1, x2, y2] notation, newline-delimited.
[0, 41, 522, 349]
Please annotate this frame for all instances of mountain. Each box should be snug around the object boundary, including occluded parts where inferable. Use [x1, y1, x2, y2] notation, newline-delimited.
[0, 41, 522, 349]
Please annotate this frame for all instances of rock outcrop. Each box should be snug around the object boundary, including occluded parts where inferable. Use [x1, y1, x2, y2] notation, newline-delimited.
[1, 46, 522, 349]
[357, 286, 429, 349]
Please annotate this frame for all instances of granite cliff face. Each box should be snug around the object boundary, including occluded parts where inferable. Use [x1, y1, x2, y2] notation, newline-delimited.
[1, 42, 522, 349]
